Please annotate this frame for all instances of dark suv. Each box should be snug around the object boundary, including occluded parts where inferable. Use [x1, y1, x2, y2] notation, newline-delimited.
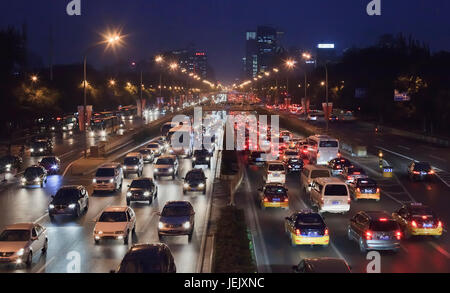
[115, 244, 176, 273]
[287, 157, 304, 173]
[183, 169, 207, 195]
[39, 156, 61, 174]
[192, 149, 211, 168]
[126, 178, 158, 206]
[30, 140, 53, 156]
[348, 211, 402, 253]
[49, 185, 89, 220]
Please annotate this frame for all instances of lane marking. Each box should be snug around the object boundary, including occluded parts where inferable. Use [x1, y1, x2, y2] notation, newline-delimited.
[34, 212, 49, 224]
[429, 154, 446, 162]
[428, 242, 450, 259]
[397, 145, 411, 151]
[36, 256, 56, 273]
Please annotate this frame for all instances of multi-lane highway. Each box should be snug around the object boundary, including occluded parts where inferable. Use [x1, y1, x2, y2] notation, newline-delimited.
[235, 110, 450, 273]
[0, 110, 223, 273]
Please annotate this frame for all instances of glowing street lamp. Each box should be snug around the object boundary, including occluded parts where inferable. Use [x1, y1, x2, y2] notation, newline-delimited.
[30, 75, 38, 82]
[169, 63, 178, 71]
[109, 79, 116, 86]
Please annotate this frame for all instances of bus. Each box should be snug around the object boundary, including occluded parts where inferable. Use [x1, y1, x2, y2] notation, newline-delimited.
[92, 111, 114, 120]
[167, 124, 193, 157]
[60, 115, 78, 132]
[90, 116, 120, 137]
[118, 106, 138, 121]
[306, 135, 340, 165]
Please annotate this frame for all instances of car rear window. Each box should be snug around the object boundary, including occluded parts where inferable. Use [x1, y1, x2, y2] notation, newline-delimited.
[311, 170, 330, 179]
[319, 141, 338, 148]
[414, 163, 431, 171]
[268, 164, 284, 171]
[370, 221, 399, 232]
[324, 184, 348, 196]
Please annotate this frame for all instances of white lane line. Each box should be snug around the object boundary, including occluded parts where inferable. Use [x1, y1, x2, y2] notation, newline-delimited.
[34, 212, 49, 224]
[36, 256, 56, 273]
[428, 242, 450, 259]
[397, 145, 411, 151]
[429, 154, 446, 162]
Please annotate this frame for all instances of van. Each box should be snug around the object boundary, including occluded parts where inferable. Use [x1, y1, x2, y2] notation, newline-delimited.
[310, 177, 350, 214]
[265, 161, 286, 184]
[300, 165, 332, 196]
[306, 135, 339, 165]
[123, 153, 144, 178]
[93, 163, 124, 193]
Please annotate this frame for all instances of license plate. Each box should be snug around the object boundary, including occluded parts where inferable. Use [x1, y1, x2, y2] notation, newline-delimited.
[421, 172, 427, 175]
[364, 189, 372, 193]
[423, 223, 433, 228]
[332, 201, 340, 205]
[273, 174, 279, 177]
[380, 235, 390, 240]
[272, 198, 280, 202]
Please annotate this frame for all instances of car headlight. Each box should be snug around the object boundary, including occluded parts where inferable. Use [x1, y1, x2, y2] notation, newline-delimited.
[193, 158, 196, 161]
[154, 168, 159, 172]
[168, 168, 173, 173]
[68, 204, 76, 209]
[158, 222, 164, 229]
[34, 177, 41, 182]
[127, 192, 132, 197]
[109, 178, 114, 183]
[6, 164, 11, 169]
[39, 148, 44, 152]
[96, 231, 103, 235]
[100, 131, 106, 137]
[51, 165, 58, 170]
[30, 148, 34, 152]
[90, 131, 94, 136]
[143, 191, 150, 197]
[63, 127, 67, 130]
[183, 221, 191, 229]
[134, 166, 138, 170]
[206, 157, 210, 161]
[21, 178, 26, 183]
[92, 178, 97, 183]
[51, 127, 55, 130]
[16, 248, 24, 257]
[184, 183, 189, 188]
[199, 183, 205, 188]
[49, 204, 55, 209]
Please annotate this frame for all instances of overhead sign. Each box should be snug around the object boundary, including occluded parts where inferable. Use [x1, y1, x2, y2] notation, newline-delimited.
[317, 44, 335, 49]
[394, 90, 411, 102]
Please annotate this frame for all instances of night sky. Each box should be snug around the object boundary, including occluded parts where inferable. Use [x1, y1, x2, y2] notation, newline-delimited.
[2, 0, 450, 83]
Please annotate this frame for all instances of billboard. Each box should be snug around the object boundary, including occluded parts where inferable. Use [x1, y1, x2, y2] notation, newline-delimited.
[317, 44, 335, 49]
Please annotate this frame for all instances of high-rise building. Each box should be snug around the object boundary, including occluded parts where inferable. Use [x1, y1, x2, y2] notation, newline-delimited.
[166, 47, 210, 80]
[244, 26, 284, 78]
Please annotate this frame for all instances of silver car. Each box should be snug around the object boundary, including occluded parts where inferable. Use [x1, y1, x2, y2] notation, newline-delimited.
[158, 201, 195, 242]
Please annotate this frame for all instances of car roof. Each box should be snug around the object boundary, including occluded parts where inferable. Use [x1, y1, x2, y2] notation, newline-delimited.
[126, 152, 141, 157]
[5, 223, 34, 230]
[58, 185, 83, 190]
[187, 169, 205, 174]
[103, 206, 129, 212]
[304, 258, 350, 273]
[163, 201, 192, 208]
[126, 243, 170, 257]
[313, 177, 344, 185]
[304, 164, 329, 171]
[158, 155, 176, 160]
[99, 163, 121, 168]
[267, 161, 284, 165]
[131, 177, 153, 182]
[362, 211, 392, 220]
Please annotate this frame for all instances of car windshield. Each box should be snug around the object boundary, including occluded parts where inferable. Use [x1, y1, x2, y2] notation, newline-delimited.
[162, 206, 191, 217]
[310, 170, 330, 179]
[370, 221, 399, 232]
[194, 149, 209, 156]
[0, 229, 30, 242]
[24, 167, 43, 177]
[130, 180, 152, 189]
[124, 157, 139, 165]
[119, 258, 163, 273]
[319, 141, 338, 148]
[139, 150, 150, 155]
[40, 157, 56, 164]
[186, 172, 205, 180]
[268, 164, 284, 171]
[96, 168, 115, 177]
[414, 163, 431, 171]
[53, 189, 79, 204]
[285, 151, 298, 156]
[99, 212, 127, 222]
[296, 214, 324, 226]
[324, 185, 348, 196]
[31, 142, 46, 148]
[148, 144, 159, 149]
[156, 158, 173, 165]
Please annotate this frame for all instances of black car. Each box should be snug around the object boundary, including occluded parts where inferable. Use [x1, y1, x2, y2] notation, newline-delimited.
[0, 155, 23, 173]
[249, 151, 266, 165]
[328, 157, 352, 176]
[192, 149, 211, 168]
[126, 178, 158, 205]
[39, 156, 61, 174]
[49, 185, 89, 220]
[407, 162, 434, 181]
[21, 166, 47, 187]
[114, 244, 176, 273]
[30, 140, 53, 156]
[287, 157, 304, 173]
[293, 258, 351, 273]
[183, 169, 207, 195]
[138, 149, 154, 163]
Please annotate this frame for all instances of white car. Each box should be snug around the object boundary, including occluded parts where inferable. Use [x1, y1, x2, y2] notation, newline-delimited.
[92, 163, 124, 193]
[94, 206, 136, 245]
[0, 223, 48, 267]
[265, 161, 286, 184]
[310, 177, 351, 214]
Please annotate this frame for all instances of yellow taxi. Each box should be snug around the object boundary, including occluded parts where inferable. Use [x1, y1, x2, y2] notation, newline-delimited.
[392, 203, 443, 239]
[258, 183, 289, 210]
[284, 210, 329, 247]
[350, 178, 380, 201]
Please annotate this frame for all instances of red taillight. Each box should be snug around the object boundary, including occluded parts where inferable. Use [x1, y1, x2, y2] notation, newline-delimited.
[284, 197, 289, 202]
[296, 229, 301, 236]
[263, 197, 269, 202]
[396, 231, 402, 240]
[336, 165, 341, 169]
[379, 218, 388, 222]
[347, 176, 352, 180]
[376, 188, 380, 193]
[411, 220, 418, 228]
[429, 170, 434, 174]
[438, 221, 442, 228]
[348, 197, 351, 204]
[325, 228, 329, 236]
[365, 231, 372, 240]
[422, 216, 427, 220]
[356, 188, 361, 193]
[413, 171, 420, 175]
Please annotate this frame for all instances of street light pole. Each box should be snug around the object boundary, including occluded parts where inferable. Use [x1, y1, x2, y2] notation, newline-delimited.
[83, 54, 88, 158]
[325, 64, 329, 133]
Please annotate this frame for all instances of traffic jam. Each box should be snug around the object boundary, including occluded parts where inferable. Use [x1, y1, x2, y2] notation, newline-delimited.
[0, 104, 224, 273]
